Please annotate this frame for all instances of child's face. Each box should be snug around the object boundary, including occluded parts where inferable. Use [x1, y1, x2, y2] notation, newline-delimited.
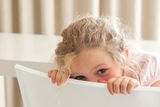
[70, 48, 124, 83]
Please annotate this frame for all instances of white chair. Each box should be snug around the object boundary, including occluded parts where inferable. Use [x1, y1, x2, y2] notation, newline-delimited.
[15, 64, 160, 107]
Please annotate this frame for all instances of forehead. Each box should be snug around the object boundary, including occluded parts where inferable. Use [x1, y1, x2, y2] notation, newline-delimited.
[70, 48, 114, 73]
[71, 48, 112, 64]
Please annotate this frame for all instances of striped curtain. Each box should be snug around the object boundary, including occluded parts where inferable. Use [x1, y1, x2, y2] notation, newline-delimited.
[0, 0, 160, 39]
[0, 0, 160, 107]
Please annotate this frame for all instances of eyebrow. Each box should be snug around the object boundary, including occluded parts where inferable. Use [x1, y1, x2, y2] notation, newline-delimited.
[71, 73, 77, 75]
[70, 72, 81, 76]
[71, 64, 107, 76]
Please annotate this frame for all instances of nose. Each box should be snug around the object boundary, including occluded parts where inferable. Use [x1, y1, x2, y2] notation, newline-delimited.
[87, 78, 97, 82]
[88, 77, 107, 83]
[97, 79, 108, 83]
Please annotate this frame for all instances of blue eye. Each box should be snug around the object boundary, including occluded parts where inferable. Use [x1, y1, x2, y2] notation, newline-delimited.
[75, 75, 86, 80]
[97, 69, 106, 75]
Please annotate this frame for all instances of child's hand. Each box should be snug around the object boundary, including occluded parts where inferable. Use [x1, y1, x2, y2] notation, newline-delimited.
[48, 69, 69, 86]
[99, 76, 139, 95]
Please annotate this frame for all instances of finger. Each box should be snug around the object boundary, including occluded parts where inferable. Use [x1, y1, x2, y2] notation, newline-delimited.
[120, 78, 130, 95]
[107, 78, 115, 95]
[48, 70, 53, 77]
[127, 79, 139, 94]
[55, 70, 64, 86]
[61, 71, 70, 84]
[112, 77, 122, 94]
[50, 70, 58, 84]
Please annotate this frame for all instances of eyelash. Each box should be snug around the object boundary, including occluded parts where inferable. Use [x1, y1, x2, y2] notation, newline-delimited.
[71, 69, 107, 80]
[74, 75, 86, 80]
[97, 69, 107, 75]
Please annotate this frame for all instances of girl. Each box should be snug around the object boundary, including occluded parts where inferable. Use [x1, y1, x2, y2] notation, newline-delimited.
[48, 16, 160, 95]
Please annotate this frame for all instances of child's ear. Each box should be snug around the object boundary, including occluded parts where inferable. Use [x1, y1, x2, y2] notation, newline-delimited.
[123, 48, 128, 56]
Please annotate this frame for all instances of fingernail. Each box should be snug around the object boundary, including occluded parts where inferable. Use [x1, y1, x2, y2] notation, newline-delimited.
[57, 82, 61, 86]
[111, 92, 114, 95]
[62, 80, 65, 84]
[48, 73, 50, 77]
[52, 79, 55, 84]
[128, 91, 132, 94]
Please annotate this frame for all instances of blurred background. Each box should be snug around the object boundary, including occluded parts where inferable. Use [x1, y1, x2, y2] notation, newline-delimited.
[0, 0, 160, 107]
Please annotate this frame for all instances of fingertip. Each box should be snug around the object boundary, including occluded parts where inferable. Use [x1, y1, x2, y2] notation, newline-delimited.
[107, 81, 114, 95]
[48, 73, 51, 77]
[57, 82, 62, 86]
[110, 92, 115, 95]
[122, 90, 128, 95]
[127, 88, 132, 94]
[128, 91, 132, 94]
[48, 70, 52, 77]
[107, 87, 114, 95]
[62, 80, 66, 84]
[52, 78, 56, 84]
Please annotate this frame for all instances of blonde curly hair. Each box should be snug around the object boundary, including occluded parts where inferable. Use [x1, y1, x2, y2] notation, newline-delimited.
[55, 16, 141, 80]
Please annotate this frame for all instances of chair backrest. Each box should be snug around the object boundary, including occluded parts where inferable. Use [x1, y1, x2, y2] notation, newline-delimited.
[15, 64, 160, 107]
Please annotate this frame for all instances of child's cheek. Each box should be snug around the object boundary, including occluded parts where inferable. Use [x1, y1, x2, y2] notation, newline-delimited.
[103, 72, 120, 81]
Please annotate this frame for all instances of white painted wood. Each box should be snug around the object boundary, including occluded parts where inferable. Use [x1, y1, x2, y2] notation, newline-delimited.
[0, 33, 62, 77]
[15, 64, 160, 107]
